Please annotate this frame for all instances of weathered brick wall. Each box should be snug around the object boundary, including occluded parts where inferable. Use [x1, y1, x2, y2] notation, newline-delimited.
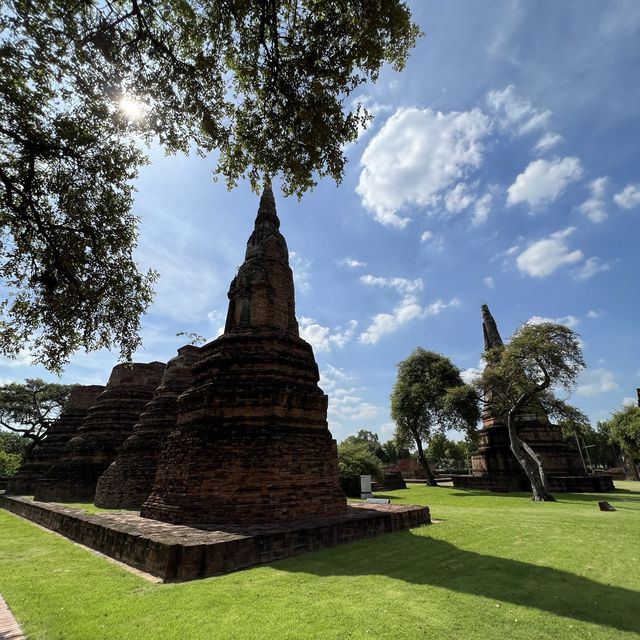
[143, 422, 345, 524]
[0, 495, 429, 581]
[7, 386, 105, 496]
[94, 346, 201, 509]
[36, 362, 165, 503]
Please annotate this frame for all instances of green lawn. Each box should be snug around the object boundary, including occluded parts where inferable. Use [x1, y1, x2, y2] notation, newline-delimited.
[1, 483, 639, 639]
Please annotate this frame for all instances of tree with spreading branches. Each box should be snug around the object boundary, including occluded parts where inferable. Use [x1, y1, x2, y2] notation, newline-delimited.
[390, 348, 479, 486]
[0, 379, 76, 448]
[0, 0, 421, 372]
[476, 321, 586, 501]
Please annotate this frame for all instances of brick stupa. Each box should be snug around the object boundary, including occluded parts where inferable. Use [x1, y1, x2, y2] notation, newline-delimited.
[141, 187, 347, 525]
[6, 386, 105, 496]
[36, 362, 165, 502]
[452, 305, 614, 492]
[94, 346, 201, 509]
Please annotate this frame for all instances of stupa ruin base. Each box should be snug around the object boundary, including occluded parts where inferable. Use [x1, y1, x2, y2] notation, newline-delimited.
[451, 472, 614, 492]
[0, 494, 429, 582]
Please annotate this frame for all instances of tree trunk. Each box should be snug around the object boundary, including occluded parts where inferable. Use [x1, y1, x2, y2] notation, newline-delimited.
[413, 435, 437, 486]
[507, 410, 556, 501]
[621, 451, 640, 481]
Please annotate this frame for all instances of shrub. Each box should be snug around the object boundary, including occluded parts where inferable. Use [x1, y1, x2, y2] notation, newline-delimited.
[337, 441, 383, 497]
[0, 451, 22, 477]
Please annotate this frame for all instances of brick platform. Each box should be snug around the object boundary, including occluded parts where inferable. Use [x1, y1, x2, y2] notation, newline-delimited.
[0, 495, 430, 582]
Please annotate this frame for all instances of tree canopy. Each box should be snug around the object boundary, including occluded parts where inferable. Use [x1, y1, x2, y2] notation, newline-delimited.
[0, 378, 76, 444]
[600, 404, 640, 479]
[390, 348, 479, 485]
[476, 321, 586, 501]
[0, 0, 420, 372]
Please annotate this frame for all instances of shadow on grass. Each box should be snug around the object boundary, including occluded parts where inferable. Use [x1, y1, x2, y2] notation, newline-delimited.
[444, 487, 640, 504]
[282, 531, 640, 634]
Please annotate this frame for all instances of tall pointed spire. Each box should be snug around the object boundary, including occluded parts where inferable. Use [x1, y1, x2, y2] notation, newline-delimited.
[255, 184, 280, 228]
[481, 304, 504, 350]
[224, 186, 298, 334]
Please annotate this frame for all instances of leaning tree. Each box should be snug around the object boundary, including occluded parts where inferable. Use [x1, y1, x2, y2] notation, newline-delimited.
[390, 348, 479, 486]
[0, 0, 420, 372]
[476, 321, 587, 501]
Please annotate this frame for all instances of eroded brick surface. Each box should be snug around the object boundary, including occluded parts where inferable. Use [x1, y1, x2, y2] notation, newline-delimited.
[7, 386, 105, 496]
[36, 362, 165, 503]
[94, 346, 201, 509]
[142, 188, 347, 525]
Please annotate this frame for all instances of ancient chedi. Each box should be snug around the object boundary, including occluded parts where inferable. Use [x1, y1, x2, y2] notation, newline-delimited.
[7, 386, 105, 496]
[94, 345, 201, 509]
[452, 305, 614, 492]
[141, 187, 346, 525]
[37, 362, 165, 502]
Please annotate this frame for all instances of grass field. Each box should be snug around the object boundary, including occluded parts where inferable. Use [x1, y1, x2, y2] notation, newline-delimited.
[1, 482, 638, 639]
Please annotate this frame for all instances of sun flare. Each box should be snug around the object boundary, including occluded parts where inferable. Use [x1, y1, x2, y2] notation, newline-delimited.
[118, 96, 146, 120]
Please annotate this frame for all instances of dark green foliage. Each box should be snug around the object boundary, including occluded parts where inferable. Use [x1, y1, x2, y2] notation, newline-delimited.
[341, 429, 386, 460]
[379, 436, 412, 464]
[390, 348, 479, 483]
[0, 450, 22, 476]
[0, 430, 30, 456]
[337, 439, 383, 497]
[603, 405, 640, 461]
[0, 378, 76, 444]
[427, 433, 471, 470]
[0, 0, 420, 371]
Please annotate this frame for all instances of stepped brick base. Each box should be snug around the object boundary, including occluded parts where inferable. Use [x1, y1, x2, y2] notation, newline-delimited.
[0, 495, 430, 582]
[142, 423, 346, 525]
[451, 473, 614, 492]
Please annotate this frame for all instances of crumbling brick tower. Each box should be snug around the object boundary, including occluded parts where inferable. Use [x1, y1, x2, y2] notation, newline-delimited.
[94, 345, 201, 509]
[141, 187, 346, 525]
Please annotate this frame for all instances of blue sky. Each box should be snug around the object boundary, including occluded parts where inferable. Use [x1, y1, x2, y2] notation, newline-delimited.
[2, 0, 639, 442]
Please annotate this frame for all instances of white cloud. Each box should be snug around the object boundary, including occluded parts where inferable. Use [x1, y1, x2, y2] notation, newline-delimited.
[579, 177, 608, 223]
[622, 396, 637, 407]
[572, 257, 612, 282]
[207, 310, 226, 338]
[460, 360, 485, 385]
[0, 349, 32, 367]
[587, 309, 604, 319]
[359, 274, 424, 295]
[289, 251, 312, 292]
[425, 298, 461, 316]
[576, 368, 618, 396]
[526, 315, 579, 329]
[516, 227, 583, 277]
[356, 107, 491, 227]
[486, 85, 551, 136]
[484, 276, 495, 288]
[359, 295, 424, 345]
[444, 182, 476, 214]
[358, 295, 459, 345]
[507, 157, 583, 207]
[299, 317, 358, 353]
[339, 257, 366, 268]
[613, 183, 640, 209]
[534, 132, 563, 153]
[320, 366, 381, 429]
[473, 193, 492, 224]
[420, 230, 434, 243]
